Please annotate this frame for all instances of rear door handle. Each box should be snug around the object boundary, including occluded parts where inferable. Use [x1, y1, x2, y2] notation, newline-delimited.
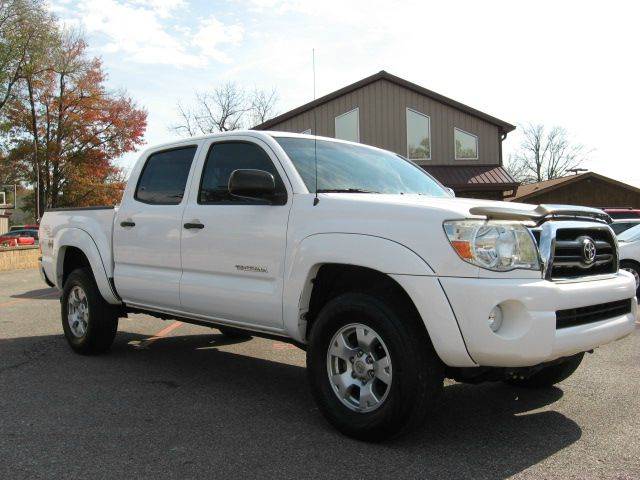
[120, 221, 135, 227]
[184, 222, 205, 230]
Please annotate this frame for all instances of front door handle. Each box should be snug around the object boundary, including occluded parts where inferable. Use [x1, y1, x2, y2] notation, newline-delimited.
[184, 222, 205, 230]
[120, 220, 136, 227]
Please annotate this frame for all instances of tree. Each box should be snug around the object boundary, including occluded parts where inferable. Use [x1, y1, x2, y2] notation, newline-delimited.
[172, 83, 278, 136]
[249, 87, 278, 126]
[4, 29, 147, 213]
[506, 123, 590, 184]
[0, 0, 55, 113]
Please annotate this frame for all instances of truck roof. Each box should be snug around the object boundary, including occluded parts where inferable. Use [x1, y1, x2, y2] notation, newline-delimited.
[138, 130, 391, 157]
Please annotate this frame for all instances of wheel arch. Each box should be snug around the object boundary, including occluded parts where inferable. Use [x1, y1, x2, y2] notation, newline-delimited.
[283, 233, 433, 342]
[620, 258, 640, 270]
[283, 233, 476, 367]
[620, 258, 640, 291]
[54, 228, 120, 305]
[302, 264, 421, 339]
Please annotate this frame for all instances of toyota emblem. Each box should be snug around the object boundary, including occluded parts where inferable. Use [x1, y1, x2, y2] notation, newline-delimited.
[582, 237, 597, 265]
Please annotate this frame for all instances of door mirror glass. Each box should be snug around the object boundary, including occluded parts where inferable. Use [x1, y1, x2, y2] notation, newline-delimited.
[228, 169, 277, 203]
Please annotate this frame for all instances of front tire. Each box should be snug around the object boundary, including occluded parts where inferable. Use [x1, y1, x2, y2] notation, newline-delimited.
[61, 268, 119, 355]
[307, 292, 443, 441]
[505, 353, 584, 388]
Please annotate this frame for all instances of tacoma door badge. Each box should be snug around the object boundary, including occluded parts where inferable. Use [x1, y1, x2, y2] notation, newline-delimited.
[235, 264, 268, 274]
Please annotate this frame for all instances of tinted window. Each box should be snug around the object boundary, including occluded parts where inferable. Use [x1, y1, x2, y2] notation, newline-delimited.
[275, 137, 449, 197]
[608, 211, 640, 219]
[199, 142, 286, 204]
[617, 224, 640, 242]
[612, 222, 639, 234]
[135, 146, 197, 204]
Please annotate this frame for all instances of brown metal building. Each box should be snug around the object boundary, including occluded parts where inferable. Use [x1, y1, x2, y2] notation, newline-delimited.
[253, 71, 518, 199]
[510, 172, 640, 208]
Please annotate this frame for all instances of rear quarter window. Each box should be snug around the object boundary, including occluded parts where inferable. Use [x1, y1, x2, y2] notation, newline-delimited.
[135, 146, 197, 205]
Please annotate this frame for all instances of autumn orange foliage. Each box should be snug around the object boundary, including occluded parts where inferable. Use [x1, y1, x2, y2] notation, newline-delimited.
[5, 33, 146, 210]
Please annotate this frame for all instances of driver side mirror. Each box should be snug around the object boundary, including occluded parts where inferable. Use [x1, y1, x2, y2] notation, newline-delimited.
[446, 187, 456, 197]
[228, 169, 281, 204]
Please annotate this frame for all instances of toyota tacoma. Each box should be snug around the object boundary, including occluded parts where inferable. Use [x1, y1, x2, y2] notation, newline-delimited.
[39, 131, 638, 440]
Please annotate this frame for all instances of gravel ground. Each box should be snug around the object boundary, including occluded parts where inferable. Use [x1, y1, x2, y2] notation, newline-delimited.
[1, 268, 638, 480]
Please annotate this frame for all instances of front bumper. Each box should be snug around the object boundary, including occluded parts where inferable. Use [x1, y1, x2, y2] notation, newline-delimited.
[440, 272, 637, 367]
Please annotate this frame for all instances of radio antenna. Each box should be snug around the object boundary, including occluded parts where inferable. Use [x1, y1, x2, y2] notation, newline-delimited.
[313, 48, 319, 206]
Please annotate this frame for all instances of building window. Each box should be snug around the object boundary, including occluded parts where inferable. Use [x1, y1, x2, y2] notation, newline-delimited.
[301, 129, 311, 134]
[334, 108, 359, 142]
[454, 128, 479, 160]
[406, 108, 431, 160]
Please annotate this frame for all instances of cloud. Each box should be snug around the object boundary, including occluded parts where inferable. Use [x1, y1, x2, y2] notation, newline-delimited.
[50, 0, 640, 189]
[191, 15, 244, 63]
[54, 0, 244, 67]
[131, 0, 186, 18]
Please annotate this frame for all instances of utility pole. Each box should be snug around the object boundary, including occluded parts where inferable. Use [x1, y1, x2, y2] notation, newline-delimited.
[35, 140, 40, 221]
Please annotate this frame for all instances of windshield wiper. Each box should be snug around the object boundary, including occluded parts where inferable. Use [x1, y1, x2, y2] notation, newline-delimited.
[316, 188, 379, 194]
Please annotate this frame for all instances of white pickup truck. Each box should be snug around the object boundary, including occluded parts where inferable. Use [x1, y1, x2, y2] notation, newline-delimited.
[40, 131, 637, 441]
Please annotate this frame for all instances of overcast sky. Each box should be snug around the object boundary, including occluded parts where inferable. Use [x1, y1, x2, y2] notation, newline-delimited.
[51, 0, 640, 186]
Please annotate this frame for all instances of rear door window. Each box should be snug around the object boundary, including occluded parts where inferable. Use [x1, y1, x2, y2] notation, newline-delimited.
[135, 146, 197, 205]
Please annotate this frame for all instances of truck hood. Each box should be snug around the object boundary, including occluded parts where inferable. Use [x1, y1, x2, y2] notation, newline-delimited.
[319, 194, 611, 224]
[305, 193, 611, 278]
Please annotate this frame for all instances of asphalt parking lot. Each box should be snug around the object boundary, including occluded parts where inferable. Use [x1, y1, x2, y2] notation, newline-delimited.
[1, 268, 639, 479]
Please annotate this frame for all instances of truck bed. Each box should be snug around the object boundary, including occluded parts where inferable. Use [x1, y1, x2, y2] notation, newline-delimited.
[40, 206, 118, 289]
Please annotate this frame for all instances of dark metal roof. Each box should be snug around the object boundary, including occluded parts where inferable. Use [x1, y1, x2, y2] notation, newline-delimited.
[511, 172, 640, 201]
[253, 71, 516, 134]
[422, 165, 519, 190]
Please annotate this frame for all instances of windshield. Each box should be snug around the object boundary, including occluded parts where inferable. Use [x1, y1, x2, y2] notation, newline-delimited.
[611, 221, 640, 235]
[275, 137, 450, 197]
[617, 223, 640, 242]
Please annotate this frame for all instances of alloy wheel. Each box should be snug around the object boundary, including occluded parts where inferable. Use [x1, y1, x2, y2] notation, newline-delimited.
[67, 285, 89, 338]
[326, 323, 392, 413]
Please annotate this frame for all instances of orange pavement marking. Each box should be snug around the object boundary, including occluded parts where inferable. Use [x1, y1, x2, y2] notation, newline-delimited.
[151, 321, 184, 339]
[134, 321, 184, 349]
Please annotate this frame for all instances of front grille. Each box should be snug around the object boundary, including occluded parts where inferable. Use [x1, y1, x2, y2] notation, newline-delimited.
[556, 299, 632, 329]
[551, 227, 617, 279]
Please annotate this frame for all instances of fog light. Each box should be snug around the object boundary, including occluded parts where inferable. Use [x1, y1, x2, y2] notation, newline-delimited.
[488, 306, 503, 332]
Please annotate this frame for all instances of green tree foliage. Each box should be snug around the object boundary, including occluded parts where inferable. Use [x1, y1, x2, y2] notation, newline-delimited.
[0, 0, 55, 114]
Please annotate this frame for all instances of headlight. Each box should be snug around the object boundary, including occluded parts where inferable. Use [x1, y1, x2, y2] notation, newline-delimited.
[443, 220, 540, 272]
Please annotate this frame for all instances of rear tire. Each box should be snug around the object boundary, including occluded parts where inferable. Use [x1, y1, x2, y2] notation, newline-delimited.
[307, 292, 444, 441]
[505, 353, 584, 388]
[61, 268, 119, 355]
[218, 326, 252, 340]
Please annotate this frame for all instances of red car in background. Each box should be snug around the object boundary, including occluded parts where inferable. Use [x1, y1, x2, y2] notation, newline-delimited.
[603, 208, 640, 219]
[9, 224, 39, 232]
[0, 229, 38, 247]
